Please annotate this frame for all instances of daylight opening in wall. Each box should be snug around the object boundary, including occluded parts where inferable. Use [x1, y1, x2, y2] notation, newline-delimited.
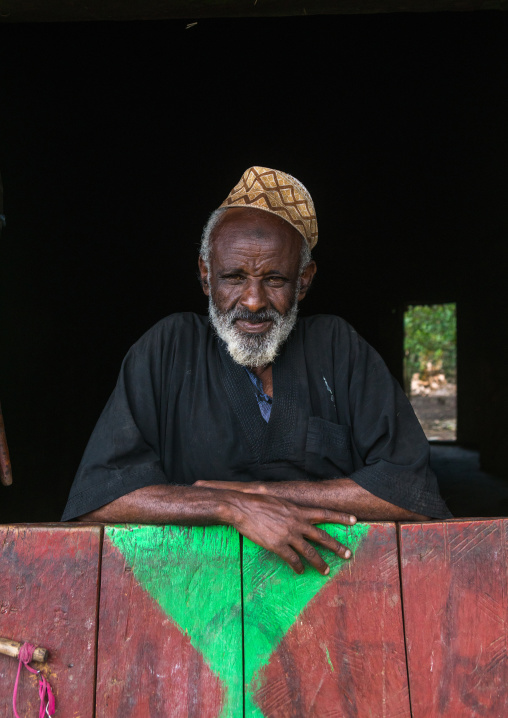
[404, 303, 457, 441]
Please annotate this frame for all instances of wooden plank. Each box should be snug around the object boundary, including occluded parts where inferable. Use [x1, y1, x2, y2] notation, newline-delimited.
[96, 524, 242, 718]
[1, 0, 507, 23]
[243, 522, 410, 717]
[0, 524, 102, 718]
[400, 519, 508, 718]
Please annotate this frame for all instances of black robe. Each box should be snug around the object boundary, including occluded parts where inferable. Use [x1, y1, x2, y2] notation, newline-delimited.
[62, 313, 452, 520]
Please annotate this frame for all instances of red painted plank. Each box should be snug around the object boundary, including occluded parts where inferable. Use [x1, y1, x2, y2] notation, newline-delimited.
[0, 524, 102, 718]
[400, 519, 508, 718]
[244, 522, 411, 718]
[96, 525, 243, 718]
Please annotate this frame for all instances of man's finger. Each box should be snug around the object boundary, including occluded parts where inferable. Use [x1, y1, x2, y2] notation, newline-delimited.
[275, 546, 305, 574]
[305, 507, 357, 526]
[291, 538, 331, 575]
[194, 480, 251, 493]
[307, 525, 352, 560]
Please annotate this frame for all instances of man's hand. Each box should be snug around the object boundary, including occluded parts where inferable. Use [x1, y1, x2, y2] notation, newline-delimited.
[226, 491, 356, 575]
[194, 478, 430, 522]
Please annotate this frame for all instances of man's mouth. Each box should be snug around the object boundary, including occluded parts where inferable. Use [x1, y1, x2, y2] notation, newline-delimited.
[235, 319, 273, 334]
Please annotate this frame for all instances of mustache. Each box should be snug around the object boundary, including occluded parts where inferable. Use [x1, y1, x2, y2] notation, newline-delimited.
[228, 308, 280, 324]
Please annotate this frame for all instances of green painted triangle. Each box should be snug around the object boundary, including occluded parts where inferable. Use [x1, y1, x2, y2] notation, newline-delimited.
[106, 524, 242, 718]
[242, 522, 370, 717]
[107, 522, 370, 718]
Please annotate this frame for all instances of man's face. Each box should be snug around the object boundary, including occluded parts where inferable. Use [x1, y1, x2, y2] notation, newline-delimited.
[199, 208, 316, 367]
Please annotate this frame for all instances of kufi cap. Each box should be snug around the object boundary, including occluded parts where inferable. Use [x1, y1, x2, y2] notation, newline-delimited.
[219, 166, 318, 250]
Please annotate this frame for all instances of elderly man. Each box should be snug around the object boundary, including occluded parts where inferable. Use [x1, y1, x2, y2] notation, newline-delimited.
[63, 166, 451, 573]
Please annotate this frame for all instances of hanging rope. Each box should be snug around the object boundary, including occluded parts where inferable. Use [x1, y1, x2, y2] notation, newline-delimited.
[12, 643, 55, 718]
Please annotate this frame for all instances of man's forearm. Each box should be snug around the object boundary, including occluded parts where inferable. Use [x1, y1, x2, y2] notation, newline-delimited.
[254, 478, 428, 520]
[195, 478, 429, 521]
[77, 484, 239, 525]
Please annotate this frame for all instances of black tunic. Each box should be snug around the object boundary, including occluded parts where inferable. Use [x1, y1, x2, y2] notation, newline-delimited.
[62, 313, 452, 520]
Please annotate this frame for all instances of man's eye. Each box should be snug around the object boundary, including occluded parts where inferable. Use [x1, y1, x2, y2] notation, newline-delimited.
[266, 277, 286, 286]
[223, 274, 244, 283]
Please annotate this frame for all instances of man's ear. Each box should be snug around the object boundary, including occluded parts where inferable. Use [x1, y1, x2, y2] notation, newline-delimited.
[198, 256, 210, 296]
[298, 261, 317, 301]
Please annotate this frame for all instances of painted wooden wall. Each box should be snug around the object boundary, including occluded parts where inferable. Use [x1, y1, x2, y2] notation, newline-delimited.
[0, 524, 101, 718]
[400, 519, 508, 718]
[0, 519, 507, 717]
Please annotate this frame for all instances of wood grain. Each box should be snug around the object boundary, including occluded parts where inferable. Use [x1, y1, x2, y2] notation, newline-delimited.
[0, 524, 102, 718]
[400, 519, 508, 718]
[243, 522, 411, 718]
[96, 524, 243, 718]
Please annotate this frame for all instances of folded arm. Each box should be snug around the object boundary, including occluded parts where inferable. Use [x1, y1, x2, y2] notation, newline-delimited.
[194, 478, 430, 521]
[77, 483, 358, 575]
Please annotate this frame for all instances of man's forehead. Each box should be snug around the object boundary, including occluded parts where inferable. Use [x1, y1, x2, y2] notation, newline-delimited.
[212, 207, 302, 241]
[210, 209, 303, 264]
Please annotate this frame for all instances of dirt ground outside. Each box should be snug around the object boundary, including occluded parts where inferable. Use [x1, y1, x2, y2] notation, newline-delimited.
[410, 385, 457, 441]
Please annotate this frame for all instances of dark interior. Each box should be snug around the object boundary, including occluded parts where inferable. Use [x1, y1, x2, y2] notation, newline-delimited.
[0, 12, 507, 521]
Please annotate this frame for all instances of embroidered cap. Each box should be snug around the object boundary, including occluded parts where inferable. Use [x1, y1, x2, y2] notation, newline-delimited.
[219, 166, 318, 249]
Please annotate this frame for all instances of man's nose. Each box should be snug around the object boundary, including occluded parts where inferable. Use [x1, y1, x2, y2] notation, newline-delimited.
[239, 279, 267, 314]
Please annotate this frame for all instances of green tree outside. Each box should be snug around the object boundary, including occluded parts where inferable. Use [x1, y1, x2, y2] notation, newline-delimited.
[404, 303, 457, 394]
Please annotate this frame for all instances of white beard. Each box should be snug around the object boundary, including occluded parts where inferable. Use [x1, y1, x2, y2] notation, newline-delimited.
[208, 284, 300, 368]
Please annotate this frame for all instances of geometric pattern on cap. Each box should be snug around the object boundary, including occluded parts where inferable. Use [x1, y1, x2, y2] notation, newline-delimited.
[219, 166, 318, 249]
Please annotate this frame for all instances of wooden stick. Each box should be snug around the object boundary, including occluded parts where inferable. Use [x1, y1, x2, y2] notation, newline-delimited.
[0, 402, 13, 486]
[0, 637, 48, 663]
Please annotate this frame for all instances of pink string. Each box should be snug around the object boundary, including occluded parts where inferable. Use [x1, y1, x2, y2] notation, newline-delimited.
[12, 643, 55, 718]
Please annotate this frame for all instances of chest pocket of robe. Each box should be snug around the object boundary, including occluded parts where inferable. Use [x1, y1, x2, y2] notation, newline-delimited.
[304, 417, 354, 479]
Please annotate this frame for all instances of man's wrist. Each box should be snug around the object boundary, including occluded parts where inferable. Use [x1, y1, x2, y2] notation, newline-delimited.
[212, 489, 249, 527]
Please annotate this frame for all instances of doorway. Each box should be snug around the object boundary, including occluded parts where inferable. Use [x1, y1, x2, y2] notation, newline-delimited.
[404, 303, 457, 442]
